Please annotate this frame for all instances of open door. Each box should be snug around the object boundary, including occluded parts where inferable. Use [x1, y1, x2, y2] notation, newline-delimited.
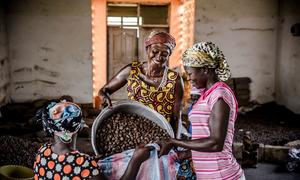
[108, 27, 137, 100]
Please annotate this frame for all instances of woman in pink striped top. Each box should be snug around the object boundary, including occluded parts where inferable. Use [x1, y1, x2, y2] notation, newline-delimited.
[159, 42, 245, 180]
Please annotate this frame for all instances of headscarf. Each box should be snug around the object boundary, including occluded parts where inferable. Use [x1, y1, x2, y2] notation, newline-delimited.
[182, 42, 231, 81]
[36, 101, 82, 143]
[145, 31, 176, 53]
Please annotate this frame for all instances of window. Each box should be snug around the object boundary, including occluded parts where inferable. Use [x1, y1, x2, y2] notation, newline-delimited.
[107, 17, 121, 25]
[107, 4, 169, 27]
[140, 5, 168, 25]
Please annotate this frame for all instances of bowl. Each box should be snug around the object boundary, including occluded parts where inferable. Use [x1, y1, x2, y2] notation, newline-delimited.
[0, 165, 34, 180]
[91, 100, 174, 155]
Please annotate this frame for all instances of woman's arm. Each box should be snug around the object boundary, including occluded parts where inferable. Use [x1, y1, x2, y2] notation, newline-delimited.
[98, 64, 131, 106]
[92, 146, 153, 180]
[89, 173, 108, 180]
[159, 98, 230, 156]
[120, 145, 154, 180]
[171, 75, 184, 138]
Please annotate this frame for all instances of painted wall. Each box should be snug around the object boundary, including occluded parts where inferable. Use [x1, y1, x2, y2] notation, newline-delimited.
[6, 0, 92, 103]
[0, 2, 9, 106]
[91, 0, 107, 105]
[195, 0, 278, 103]
[276, 0, 300, 113]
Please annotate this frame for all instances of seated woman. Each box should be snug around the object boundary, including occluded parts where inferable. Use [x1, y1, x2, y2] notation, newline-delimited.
[159, 42, 245, 180]
[33, 101, 153, 180]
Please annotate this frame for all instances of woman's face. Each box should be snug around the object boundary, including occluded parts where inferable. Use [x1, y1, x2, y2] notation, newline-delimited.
[184, 66, 208, 89]
[147, 44, 170, 67]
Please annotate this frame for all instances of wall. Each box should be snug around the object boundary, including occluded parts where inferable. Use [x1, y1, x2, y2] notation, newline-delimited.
[276, 0, 300, 113]
[91, 0, 106, 106]
[195, 0, 278, 103]
[0, 1, 9, 106]
[6, 0, 92, 103]
[169, 0, 195, 69]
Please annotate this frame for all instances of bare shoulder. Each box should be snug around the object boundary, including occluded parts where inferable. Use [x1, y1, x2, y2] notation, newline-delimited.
[114, 63, 132, 78]
[120, 63, 132, 73]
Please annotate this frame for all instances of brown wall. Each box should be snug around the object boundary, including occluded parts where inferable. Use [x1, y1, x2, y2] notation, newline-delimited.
[275, 0, 300, 113]
[0, 1, 9, 105]
[6, 0, 93, 103]
[195, 0, 278, 104]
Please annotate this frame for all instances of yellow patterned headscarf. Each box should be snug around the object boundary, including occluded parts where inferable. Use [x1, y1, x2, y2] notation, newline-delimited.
[182, 42, 231, 81]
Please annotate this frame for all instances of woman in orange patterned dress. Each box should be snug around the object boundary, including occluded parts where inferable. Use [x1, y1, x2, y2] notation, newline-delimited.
[33, 101, 153, 180]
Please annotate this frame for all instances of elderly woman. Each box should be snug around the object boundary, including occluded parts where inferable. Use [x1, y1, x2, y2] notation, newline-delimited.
[98, 31, 196, 179]
[98, 31, 183, 135]
[159, 42, 245, 180]
[33, 101, 153, 180]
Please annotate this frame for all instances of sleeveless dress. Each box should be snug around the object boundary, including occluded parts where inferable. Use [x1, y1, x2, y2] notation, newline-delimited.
[189, 82, 243, 179]
[127, 60, 178, 122]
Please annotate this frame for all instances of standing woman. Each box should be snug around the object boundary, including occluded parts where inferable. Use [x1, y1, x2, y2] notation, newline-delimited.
[98, 31, 183, 136]
[159, 42, 245, 180]
[99, 31, 196, 179]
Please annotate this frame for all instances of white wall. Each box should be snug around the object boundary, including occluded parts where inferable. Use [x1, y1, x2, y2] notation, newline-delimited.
[276, 0, 300, 113]
[195, 0, 278, 103]
[7, 0, 93, 103]
[0, 1, 9, 106]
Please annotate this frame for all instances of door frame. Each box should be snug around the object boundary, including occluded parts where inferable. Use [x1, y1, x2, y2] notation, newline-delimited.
[91, 0, 195, 105]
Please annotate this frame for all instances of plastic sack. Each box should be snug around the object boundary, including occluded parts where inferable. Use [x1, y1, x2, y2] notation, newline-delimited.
[98, 144, 179, 180]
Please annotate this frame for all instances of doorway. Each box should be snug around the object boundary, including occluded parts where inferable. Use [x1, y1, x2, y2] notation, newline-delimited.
[91, 0, 195, 104]
[107, 3, 169, 100]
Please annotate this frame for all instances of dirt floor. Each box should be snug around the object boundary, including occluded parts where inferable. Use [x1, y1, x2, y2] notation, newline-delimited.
[234, 102, 300, 146]
[0, 136, 42, 168]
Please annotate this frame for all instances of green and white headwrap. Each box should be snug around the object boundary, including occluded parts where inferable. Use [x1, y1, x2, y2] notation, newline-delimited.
[182, 42, 231, 81]
[36, 101, 82, 143]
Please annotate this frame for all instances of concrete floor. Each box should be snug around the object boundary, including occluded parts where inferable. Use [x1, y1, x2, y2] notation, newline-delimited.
[244, 163, 300, 180]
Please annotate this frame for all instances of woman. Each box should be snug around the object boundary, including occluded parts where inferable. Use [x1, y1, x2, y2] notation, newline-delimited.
[98, 31, 183, 136]
[33, 101, 153, 180]
[99, 31, 196, 179]
[159, 42, 245, 180]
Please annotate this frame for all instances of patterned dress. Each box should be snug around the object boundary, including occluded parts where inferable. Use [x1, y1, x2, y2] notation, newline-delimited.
[127, 61, 178, 122]
[189, 82, 243, 179]
[127, 60, 196, 179]
[33, 144, 100, 180]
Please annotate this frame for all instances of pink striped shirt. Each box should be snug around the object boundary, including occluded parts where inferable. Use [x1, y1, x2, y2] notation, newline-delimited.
[189, 82, 243, 180]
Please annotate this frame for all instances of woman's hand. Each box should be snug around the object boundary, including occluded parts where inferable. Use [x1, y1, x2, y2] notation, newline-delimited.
[98, 89, 112, 108]
[132, 145, 155, 164]
[158, 138, 174, 157]
[120, 145, 154, 180]
[176, 150, 192, 160]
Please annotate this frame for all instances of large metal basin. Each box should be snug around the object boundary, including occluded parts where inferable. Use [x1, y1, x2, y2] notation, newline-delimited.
[91, 100, 174, 155]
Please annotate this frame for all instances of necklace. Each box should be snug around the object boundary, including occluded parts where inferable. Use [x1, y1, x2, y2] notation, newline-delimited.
[143, 64, 168, 88]
[152, 78, 159, 83]
[146, 68, 163, 83]
[145, 68, 164, 78]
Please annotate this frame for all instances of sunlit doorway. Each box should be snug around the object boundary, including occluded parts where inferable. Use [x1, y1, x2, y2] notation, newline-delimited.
[91, 0, 195, 105]
[107, 3, 169, 100]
